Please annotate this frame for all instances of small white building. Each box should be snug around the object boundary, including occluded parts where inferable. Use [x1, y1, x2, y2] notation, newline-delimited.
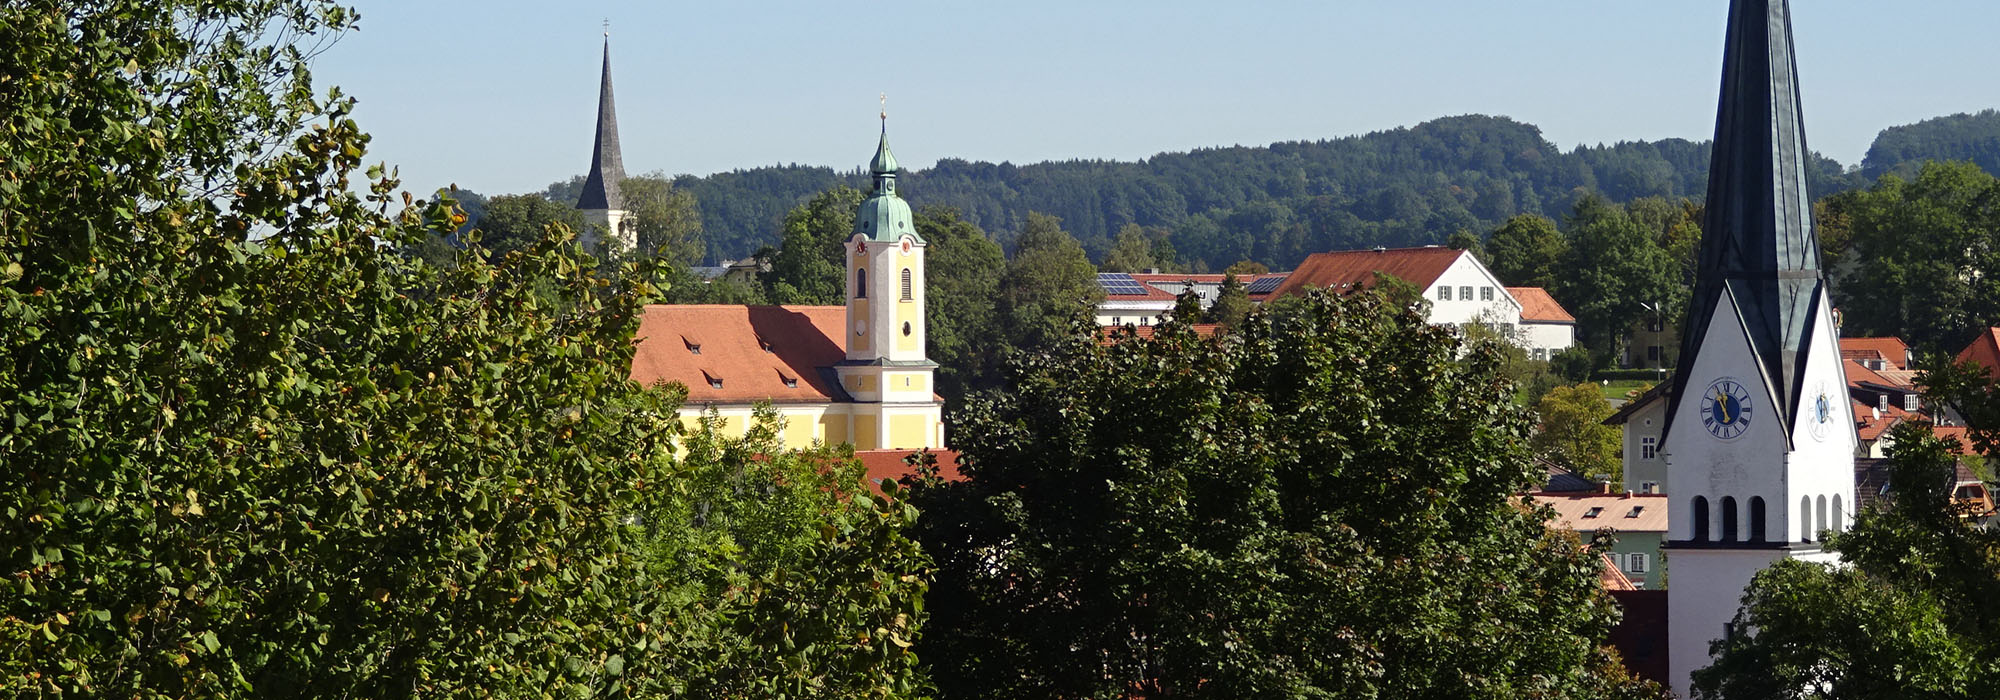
[1093, 272, 1288, 328]
[1262, 246, 1575, 355]
[1507, 287, 1578, 361]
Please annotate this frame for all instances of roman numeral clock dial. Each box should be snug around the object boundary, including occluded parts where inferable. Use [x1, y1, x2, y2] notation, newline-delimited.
[1700, 377, 1753, 440]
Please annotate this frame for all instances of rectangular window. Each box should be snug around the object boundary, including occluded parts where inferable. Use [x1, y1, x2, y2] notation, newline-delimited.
[1533, 348, 1547, 361]
[1641, 436, 1658, 460]
[1647, 318, 1664, 332]
[1112, 317, 1121, 325]
[1605, 552, 1624, 570]
[1905, 394, 1921, 411]
[1436, 286, 1451, 301]
[1647, 345, 1662, 361]
[1481, 286, 1495, 301]
[1628, 553, 1649, 574]
[1459, 285, 1473, 300]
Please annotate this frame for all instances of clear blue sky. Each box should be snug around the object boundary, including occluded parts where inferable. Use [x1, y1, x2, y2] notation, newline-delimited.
[310, 1, 2000, 197]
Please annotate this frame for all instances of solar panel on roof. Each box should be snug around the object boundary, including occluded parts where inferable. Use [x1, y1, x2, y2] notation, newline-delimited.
[1097, 272, 1150, 296]
[1246, 276, 1286, 294]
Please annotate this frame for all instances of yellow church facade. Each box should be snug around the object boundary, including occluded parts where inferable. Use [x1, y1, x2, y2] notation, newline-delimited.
[625, 125, 945, 452]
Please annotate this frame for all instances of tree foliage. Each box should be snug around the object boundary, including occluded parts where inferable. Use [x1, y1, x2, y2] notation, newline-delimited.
[1533, 384, 1623, 482]
[998, 213, 1102, 352]
[1557, 196, 1684, 362]
[917, 206, 1008, 398]
[912, 291, 1660, 698]
[0, 2, 928, 696]
[1485, 214, 1568, 290]
[761, 186, 861, 305]
[1832, 161, 2000, 354]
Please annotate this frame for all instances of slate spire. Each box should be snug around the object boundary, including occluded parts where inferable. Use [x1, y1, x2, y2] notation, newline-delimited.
[576, 35, 625, 211]
[1666, 0, 1825, 439]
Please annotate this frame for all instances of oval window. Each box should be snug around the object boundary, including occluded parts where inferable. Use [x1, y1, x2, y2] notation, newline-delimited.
[902, 321, 912, 336]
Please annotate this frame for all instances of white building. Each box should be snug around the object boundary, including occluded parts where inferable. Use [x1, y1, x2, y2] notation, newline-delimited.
[1259, 246, 1575, 356]
[1093, 272, 1288, 327]
[1660, 0, 1856, 694]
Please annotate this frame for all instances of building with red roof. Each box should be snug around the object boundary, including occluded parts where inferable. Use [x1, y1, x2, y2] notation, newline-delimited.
[630, 125, 945, 453]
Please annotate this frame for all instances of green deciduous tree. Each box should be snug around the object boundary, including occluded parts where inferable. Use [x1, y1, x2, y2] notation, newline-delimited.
[762, 186, 862, 305]
[1833, 161, 2000, 353]
[1206, 272, 1251, 327]
[912, 291, 1661, 699]
[622, 172, 705, 266]
[0, 1, 673, 694]
[1533, 384, 1623, 482]
[917, 206, 1008, 399]
[475, 193, 587, 255]
[1101, 223, 1159, 273]
[1559, 196, 1683, 362]
[1485, 214, 1569, 289]
[999, 213, 1102, 352]
[642, 408, 932, 699]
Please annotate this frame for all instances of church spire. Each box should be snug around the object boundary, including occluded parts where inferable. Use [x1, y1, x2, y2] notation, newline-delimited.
[1665, 0, 1824, 441]
[869, 94, 899, 193]
[576, 31, 625, 212]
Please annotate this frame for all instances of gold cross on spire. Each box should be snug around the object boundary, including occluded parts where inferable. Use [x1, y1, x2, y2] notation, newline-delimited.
[602, 18, 610, 38]
[879, 93, 888, 124]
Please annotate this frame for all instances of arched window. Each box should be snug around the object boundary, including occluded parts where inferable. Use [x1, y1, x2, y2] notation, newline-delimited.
[856, 268, 868, 298]
[1808, 492, 1824, 540]
[1833, 495, 1845, 533]
[1817, 495, 1829, 539]
[1691, 496, 1710, 542]
[1749, 496, 1767, 542]
[1721, 496, 1739, 542]
[900, 268, 913, 301]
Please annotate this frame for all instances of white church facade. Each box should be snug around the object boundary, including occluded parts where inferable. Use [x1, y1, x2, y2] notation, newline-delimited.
[1659, 0, 1857, 693]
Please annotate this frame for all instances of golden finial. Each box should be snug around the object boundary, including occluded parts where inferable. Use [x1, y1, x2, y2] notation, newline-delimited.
[602, 18, 610, 39]
[879, 93, 888, 124]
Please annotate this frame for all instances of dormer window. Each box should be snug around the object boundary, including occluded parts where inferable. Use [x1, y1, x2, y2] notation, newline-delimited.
[1626, 506, 1644, 518]
[757, 336, 772, 353]
[683, 337, 701, 355]
[702, 371, 723, 389]
[779, 371, 798, 389]
[1583, 506, 1603, 518]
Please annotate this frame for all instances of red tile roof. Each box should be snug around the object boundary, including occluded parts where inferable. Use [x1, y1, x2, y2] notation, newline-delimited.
[1958, 328, 2000, 380]
[1533, 493, 1670, 532]
[1839, 337, 1911, 370]
[1265, 246, 1464, 300]
[855, 448, 965, 494]
[1843, 359, 1899, 390]
[1506, 287, 1575, 323]
[630, 305, 848, 404]
[1852, 398, 1907, 442]
[1599, 554, 1639, 592]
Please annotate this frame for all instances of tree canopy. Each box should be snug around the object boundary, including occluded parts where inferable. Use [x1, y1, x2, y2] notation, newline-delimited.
[911, 291, 1661, 698]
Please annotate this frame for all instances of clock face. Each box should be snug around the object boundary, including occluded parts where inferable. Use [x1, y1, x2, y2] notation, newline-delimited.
[1700, 377, 1753, 440]
[1806, 381, 1835, 441]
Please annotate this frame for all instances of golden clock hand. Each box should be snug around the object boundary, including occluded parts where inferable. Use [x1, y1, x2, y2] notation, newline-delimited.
[1714, 390, 1731, 423]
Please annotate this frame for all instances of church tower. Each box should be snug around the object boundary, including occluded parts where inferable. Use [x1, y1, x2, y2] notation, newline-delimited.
[834, 112, 944, 450]
[575, 31, 634, 254]
[1663, 0, 1856, 693]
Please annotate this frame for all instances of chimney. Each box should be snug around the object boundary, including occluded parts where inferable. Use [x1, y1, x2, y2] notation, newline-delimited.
[1624, 490, 1634, 499]
[1601, 482, 1613, 495]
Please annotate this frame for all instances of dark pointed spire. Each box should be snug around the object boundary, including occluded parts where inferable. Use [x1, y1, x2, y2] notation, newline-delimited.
[1666, 0, 1825, 439]
[576, 34, 625, 211]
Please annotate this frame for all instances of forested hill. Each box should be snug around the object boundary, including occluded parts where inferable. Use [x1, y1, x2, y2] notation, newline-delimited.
[1862, 110, 2000, 181]
[643, 112, 1988, 271]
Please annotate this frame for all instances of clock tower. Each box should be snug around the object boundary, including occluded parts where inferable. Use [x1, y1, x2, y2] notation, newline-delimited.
[1662, 0, 1856, 694]
[834, 113, 944, 451]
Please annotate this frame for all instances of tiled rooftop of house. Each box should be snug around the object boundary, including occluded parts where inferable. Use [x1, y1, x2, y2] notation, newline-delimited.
[630, 304, 849, 404]
[1506, 287, 1574, 323]
[1265, 246, 1463, 300]
[1532, 492, 1670, 532]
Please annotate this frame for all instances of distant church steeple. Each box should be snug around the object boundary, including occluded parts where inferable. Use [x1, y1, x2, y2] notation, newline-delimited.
[1665, 0, 1824, 441]
[1662, 1, 1855, 694]
[576, 26, 632, 252]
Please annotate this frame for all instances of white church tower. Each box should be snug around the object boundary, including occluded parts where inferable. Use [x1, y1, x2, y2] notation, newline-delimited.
[574, 30, 634, 254]
[1663, 0, 1856, 694]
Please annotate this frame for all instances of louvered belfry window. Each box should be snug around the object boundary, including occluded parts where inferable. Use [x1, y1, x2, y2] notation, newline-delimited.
[900, 268, 913, 301]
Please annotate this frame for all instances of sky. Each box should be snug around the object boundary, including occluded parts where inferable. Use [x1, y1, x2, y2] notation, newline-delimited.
[310, 1, 2000, 197]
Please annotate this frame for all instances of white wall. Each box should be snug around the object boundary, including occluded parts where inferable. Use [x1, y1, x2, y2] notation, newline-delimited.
[1519, 321, 1576, 360]
[1095, 301, 1174, 327]
[1423, 253, 1521, 329]
[1662, 289, 1857, 695]
[1621, 398, 1669, 494]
